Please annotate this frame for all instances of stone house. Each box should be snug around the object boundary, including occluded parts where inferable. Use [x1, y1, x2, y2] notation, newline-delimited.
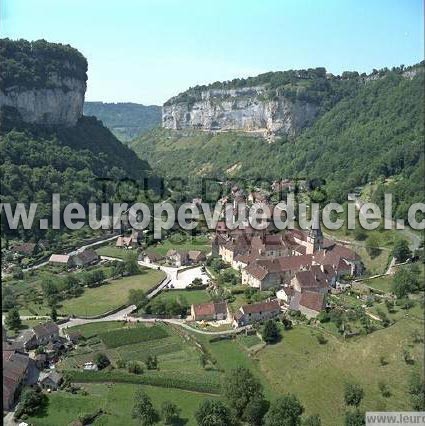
[32, 322, 60, 347]
[39, 371, 63, 390]
[72, 249, 99, 268]
[3, 350, 31, 410]
[191, 301, 229, 321]
[233, 300, 281, 328]
[48, 254, 73, 267]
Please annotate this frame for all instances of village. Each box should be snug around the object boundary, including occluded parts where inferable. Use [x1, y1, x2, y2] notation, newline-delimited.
[3, 182, 372, 416]
[2, 182, 424, 425]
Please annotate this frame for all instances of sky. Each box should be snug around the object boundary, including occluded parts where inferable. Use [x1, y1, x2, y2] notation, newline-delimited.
[0, 0, 423, 105]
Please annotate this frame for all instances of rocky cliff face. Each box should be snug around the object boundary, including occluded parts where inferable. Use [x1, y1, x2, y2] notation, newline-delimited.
[162, 86, 319, 137]
[0, 39, 88, 127]
[0, 75, 86, 127]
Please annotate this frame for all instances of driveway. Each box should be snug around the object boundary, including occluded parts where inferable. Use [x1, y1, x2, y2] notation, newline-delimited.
[172, 266, 209, 289]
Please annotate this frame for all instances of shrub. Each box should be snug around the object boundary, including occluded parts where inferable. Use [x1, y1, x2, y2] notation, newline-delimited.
[316, 333, 328, 345]
[127, 361, 144, 375]
[378, 381, 391, 398]
[94, 353, 110, 370]
[344, 383, 364, 407]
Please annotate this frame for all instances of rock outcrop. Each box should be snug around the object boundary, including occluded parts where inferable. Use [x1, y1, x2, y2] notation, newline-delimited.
[162, 86, 319, 137]
[0, 75, 86, 127]
[0, 39, 87, 127]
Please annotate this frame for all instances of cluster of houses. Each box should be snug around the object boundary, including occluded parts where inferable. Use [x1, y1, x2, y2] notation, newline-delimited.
[190, 299, 283, 328]
[203, 183, 363, 321]
[143, 249, 206, 267]
[3, 322, 82, 411]
[48, 248, 99, 269]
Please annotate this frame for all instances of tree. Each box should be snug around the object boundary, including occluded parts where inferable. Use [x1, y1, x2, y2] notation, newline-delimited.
[264, 394, 304, 426]
[124, 251, 140, 275]
[128, 289, 148, 308]
[64, 275, 83, 297]
[50, 306, 58, 322]
[132, 389, 159, 425]
[392, 239, 411, 262]
[344, 410, 365, 425]
[223, 367, 264, 416]
[243, 395, 270, 426]
[127, 361, 143, 374]
[195, 399, 231, 426]
[365, 235, 381, 258]
[94, 353, 110, 370]
[5, 308, 21, 331]
[161, 401, 181, 425]
[303, 414, 321, 425]
[408, 373, 425, 410]
[146, 355, 158, 370]
[378, 381, 391, 398]
[344, 383, 364, 407]
[262, 320, 281, 344]
[15, 388, 47, 419]
[391, 267, 420, 298]
[111, 260, 126, 278]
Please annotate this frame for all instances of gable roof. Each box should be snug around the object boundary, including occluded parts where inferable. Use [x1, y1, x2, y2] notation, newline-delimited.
[299, 291, 326, 313]
[116, 235, 133, 247]
[33, 322, 59, 339]
[13, 242, 37, 255]
[73, 249, 99, 265]
[294, 268, 328, 290]
[192, 302, 228, 317]
[240, 299, 280, 315]
[49, 254, 70, 263]
[188, 250, 205, 261]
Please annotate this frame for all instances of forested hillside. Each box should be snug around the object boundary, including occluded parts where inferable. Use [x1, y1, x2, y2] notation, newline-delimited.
[0, 39, 159, 242]
[130, 65, 424, 220]
[0, 116, 158, 240]
[84, 102, 161, 141]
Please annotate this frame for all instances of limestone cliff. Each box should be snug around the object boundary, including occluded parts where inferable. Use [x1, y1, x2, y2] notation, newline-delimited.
[162, 86, 319, 137]
[0, 39, 87, 127]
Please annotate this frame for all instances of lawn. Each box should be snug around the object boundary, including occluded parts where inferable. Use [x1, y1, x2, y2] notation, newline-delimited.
[148, 236, 211, 256]
[59, 270, 165, 316]
[27, 383, 220, 426]
[255, 317, 424, 425]
[153, 289, 211, 305]
[96, 245, 129, 260]
[364, 275, 393, 293]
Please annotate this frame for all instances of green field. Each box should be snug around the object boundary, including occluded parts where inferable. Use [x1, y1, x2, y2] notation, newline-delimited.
[59, 270, 165, 316]
[364, 275, 393, 293]
[153, 289, 211, 305]
[96, 245, 129, 259]
[255, 318, 424, 425]
[148, 236, 211, 256]
[27, 383, 219, 426]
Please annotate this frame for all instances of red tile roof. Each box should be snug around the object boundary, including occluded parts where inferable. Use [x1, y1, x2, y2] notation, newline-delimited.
[299, 291, 326, 313]
[192, 302, 227, 318]
[241, 299, 280, 315]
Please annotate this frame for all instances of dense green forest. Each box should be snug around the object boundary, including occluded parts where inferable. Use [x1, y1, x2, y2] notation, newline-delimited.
[83, 102, 161, 142]
[0, 38, 87, 90]
[131, 66, 424, 220]
[0, 116, 159, 241]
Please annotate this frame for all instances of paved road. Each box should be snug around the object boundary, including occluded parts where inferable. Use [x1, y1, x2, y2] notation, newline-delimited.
[4, 304, 245, 336]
